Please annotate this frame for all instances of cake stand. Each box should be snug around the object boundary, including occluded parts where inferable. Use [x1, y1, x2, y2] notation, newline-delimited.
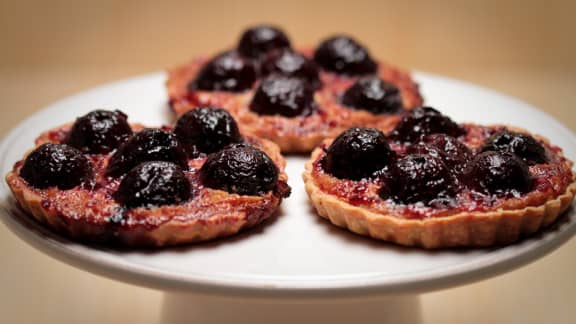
[1, 72, 575, 324]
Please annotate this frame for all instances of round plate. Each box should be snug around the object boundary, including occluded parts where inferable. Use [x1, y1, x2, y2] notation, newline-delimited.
[1, 72, 575, 297]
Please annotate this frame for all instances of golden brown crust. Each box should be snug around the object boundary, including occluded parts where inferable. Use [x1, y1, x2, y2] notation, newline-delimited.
[5, 125, 289, 247]
[303, 127, 576, 249]
[166, 52, 423, 153]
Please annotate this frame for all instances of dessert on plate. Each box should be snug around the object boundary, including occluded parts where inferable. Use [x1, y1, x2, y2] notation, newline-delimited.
[303, 107, 576, 248]
[167, 25, 423, 153]
[6, 108, 290, 247]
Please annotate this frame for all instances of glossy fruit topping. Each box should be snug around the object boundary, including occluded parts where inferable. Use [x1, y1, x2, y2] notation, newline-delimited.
[174, 107, 243, 157]
[323, 127, 394, 180]
[114, 161, 191, 209]
[189, 51, 257, 92]
[464, 151, 532, 195]
[20, 143, 92, 190]
[481, 130, 547, 165]
[389, 107, 465, 143]
[382, 154, 455, 205]
[313, 35, 377, 76]
[237, 25, 291, 59]
[260, 49, 321, 89]
[65, 110, 133, 154]
[107, 129, 188, 177]
[200, 144, 278, 196]
[408, 134, 473, 175]
[341, 77, 402, 114]
[249, 76, 316, 117]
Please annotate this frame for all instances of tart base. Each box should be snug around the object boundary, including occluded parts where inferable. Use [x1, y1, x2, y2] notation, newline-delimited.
[6, 174, 281, 247]
[303, 147, 576, 249]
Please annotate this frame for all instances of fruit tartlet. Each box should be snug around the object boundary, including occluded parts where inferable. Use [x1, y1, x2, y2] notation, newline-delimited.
[167, 25, 423, 153]
[6, 108, 290, 247]
[303, 107, 576, 248]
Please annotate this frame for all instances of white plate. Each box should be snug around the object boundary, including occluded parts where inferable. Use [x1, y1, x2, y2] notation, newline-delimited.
[1, 72, 575, 297]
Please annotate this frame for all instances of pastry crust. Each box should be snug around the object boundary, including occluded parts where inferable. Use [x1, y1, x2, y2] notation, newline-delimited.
[6, 125, 290, 247]
[166, 52, 423, 153]
[303, 126, 576, 249]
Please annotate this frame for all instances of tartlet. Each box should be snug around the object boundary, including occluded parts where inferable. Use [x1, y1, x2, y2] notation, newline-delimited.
[6, 109, 290, 247]
[303, 107, 576, 248]
[166, 25, 423, 153]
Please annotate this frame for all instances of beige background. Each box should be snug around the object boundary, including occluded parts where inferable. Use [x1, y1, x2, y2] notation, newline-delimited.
[1, 0, 575, 323]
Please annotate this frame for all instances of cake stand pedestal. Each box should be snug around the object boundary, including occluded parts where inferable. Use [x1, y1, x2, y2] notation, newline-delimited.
[160, 293, 421, 324]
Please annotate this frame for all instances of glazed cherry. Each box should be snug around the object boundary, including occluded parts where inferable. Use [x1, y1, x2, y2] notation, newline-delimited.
[249, 76, 316, 117]
[408, 134, 473, 175]
[174, 107, 243, 157]
[383, 154, 455, 205]
[107, 129, 188, 177]
[261, 49, 321, 89]
[200, 144, 278, 195]
[189, 51, 257, 92]
[313, 35, 377, 76]
[341, 77, 402, 114]
[323, 127, 394, 180]
[114, 161, 191, 209]
[65, 110, 133, 154]
[237, 25, 291, 59]
[20, 143, 92, 190]
[464, 151, 532, 195]
[389, 107, 465, 143]
[481, 130, 547, 165]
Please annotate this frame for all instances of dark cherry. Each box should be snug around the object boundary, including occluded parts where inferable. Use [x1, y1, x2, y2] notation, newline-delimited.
[200, 144, 278, 196]
[313, 35, 377, 76]
[341, 77, 402, 114]
[383, 154, 455, 205]
[65, 109, 133, 154]
[174, 107, 242, 157]
[389, 107, 465, 143]
[189, 51, 257, 92]
[464, 151, 532, 195]
[237, 25, 291, 59]
[249, 76, 316, 117]
[407, 134, 473, 175]
[323, 127, 394, 180]
[107, 129, 188, 177]
[114, 161, 191, 209]
[261, 49, 321, 89]
[20, 143, 92, 190]
[481, 130, 547, 165]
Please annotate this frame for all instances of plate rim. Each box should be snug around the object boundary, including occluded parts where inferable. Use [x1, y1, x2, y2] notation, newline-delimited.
[1, 71, 575, 297]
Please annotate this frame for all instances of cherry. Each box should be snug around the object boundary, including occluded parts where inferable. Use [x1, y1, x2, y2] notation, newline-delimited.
[389, 107, 465, 143]
[464, 151, 533, 195]
[249, 76, 316, 117]
[313, 35, 377, 75]
[174, 107, 242, 157]
[341, 77, 402, 114]
[114, 161, 191, 208]
[383, 154, 455, 205]
[407, 134, 473, 175]
[237, 25, 291, 60]
[481, 130, 547, 165]
[189, 51, 257, 92]
[65, 110, 133, 154]
[107, 129, 188, 177]
[261, 49, 321, 89]
[200, 144, 278, 195]
[323, 127, 394, 180]
[20, 143, 92, 190]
